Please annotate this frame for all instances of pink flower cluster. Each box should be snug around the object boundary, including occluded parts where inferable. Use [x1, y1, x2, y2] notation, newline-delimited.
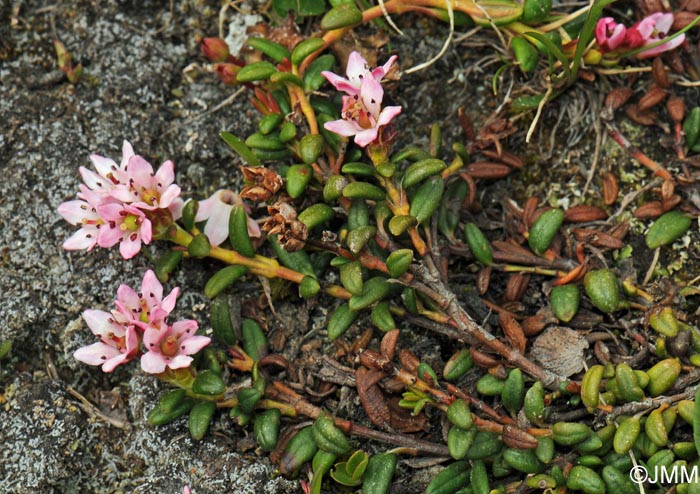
[595, 13, 686, 59]
[74, 270, 210, 373]
[322, 51, 402, 148]
[58, 141, 184, 259]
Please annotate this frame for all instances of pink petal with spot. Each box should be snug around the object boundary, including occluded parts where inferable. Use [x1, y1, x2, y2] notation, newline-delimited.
[345, 51, 370, 86]
[172, 319, 199, 337]
[74, 341, 121, 367]
[121, 141, 135, 167]
[97, 222, 123, 248]
[155, 160, 175, 187]
[63, 228, 99, 251]
[58, 200, 92, 225]
[360, 77, 384, 117]
[141, 270, 164, 301]
[83, 309, 124, 337]
[180, 335, 211, 355]
[119, 235, 142, 259]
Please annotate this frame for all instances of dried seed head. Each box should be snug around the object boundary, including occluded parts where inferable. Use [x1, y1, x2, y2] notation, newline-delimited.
[504, 272, 530, 302]
[564, 205, 608, 223]
[683, 0, 700, 12]
[652, 58, 670, 89]
[625, 104, 658, 126]
[262, 202, 308, 252]
[466, 161, 512, 179]
[633, 201, 664, 219]
[667, 96, 686, 123]
[605, 88, 633, 111]
[661, 179, 676, 201]
[672, 11, 699, 30]
[602, 172, 619, 206]
[502, 425, 539, 449]
[638, 87, 668, 112]
[241, 166, 283, 202]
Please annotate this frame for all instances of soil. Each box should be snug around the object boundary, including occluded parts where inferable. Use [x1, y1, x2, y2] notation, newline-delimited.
[2, 0, 699, 493]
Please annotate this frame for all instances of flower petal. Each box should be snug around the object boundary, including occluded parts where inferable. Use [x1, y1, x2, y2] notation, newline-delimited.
[74, 342, 121, 367]
[321, 71, 359, 94]
[141, 270, 164, 302]
[119, 235, 142, 259]
[324, 119, 363, 137]
[376, 105, 402, 127]
[58, 200, 94, 225]
[155, 160, 175, 187]
[172, 319, 199, 337]
[637, 33, 686, 59]
[63, 227, 99, 251]
[360, 76, 384, 117]
[345, 51, 370, 86]
[353, 128, 380, 148]
[166, 355, 194, 370]
[180, 335, 211, 355]
[202, 201, 233, 246]
[83, 309, 124, 337]
[141, 351, 167, 374]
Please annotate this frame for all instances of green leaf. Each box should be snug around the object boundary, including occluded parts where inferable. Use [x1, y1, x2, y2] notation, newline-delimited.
[220, 131, 261, 167]
[321, 3, 363, 30]
[274, 0, 327, 17]
[525, 31, 570, 82]
[236, 61, 278, 82]
[694, 385, 700, 457]
[246, 38, 291, 63]
[304, 54, 336, 92]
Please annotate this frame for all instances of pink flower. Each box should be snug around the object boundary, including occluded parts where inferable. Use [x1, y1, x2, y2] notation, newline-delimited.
[140, 320, 210, 374]
[96, 203, 153, 259]
[626, 13, 685, 59]
[194, 190, 261, 246]
[114, 269, 179, 329]
[111, 155, 183, 218]
[322, 51, 397, 96]
[77, 140, 135, 199]
[57, 197, 103, 251]
[73, 309, 140, 372]
[595, 17, 627, 53]
[59, 141, 184, 258]
[322, 52, 402, 148]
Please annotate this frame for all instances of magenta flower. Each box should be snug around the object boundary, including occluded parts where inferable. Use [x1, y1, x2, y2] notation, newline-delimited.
[73, 309, 140, 372]
[141, 320, 210, 374]
[626, 13, 685, 59]
[194, 190, 261, 246]
[322, 52, 402, 148]
[96, 203, 153, 259]
[114, 269, 179, 329]
[595, 17, 627, 53]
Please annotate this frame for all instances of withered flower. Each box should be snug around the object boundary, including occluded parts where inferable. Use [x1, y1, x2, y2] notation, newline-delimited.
[262, 202, 308, 252]
[240, 166, 283, 202]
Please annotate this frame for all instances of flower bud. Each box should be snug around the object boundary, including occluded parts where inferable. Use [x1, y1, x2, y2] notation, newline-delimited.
[201, 37, 231, 63]
[215, 63, 240, 85]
